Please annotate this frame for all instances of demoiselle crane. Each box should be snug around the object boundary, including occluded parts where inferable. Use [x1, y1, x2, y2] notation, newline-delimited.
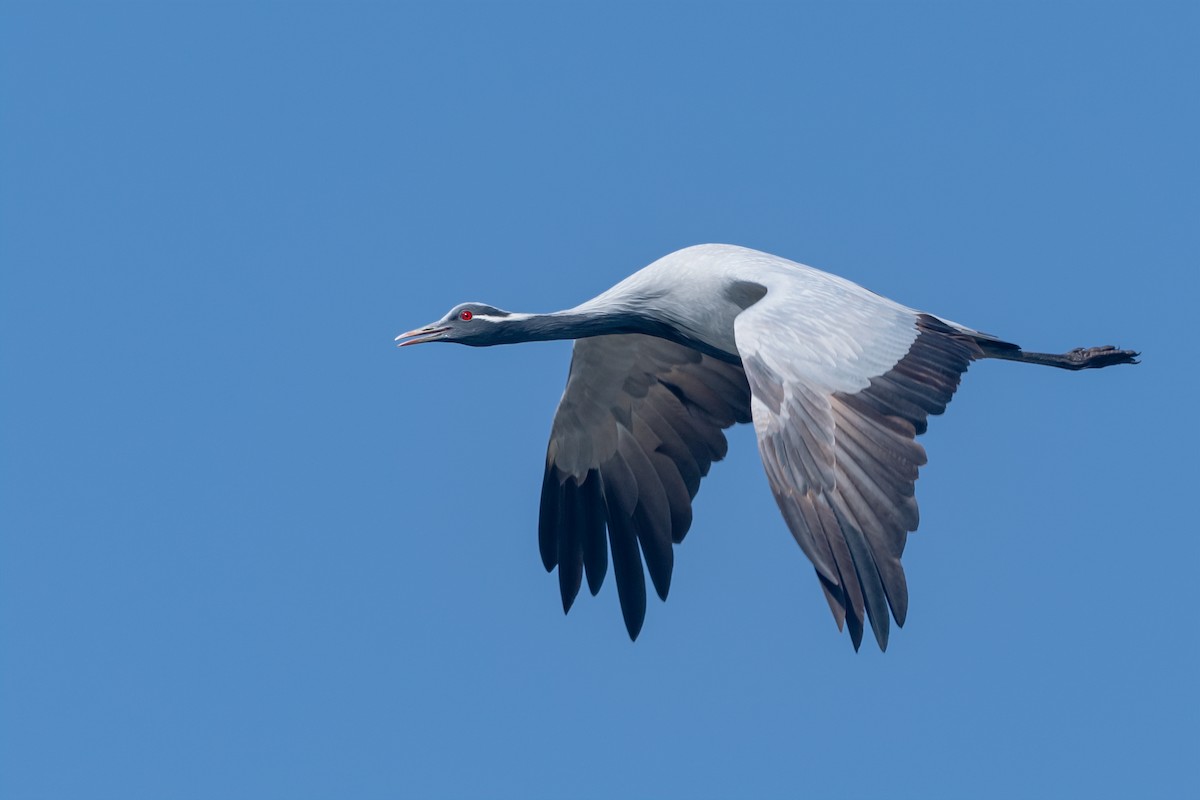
[397, 244, 1137, 650]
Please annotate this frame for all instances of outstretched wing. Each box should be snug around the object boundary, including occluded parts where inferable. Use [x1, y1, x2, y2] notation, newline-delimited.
[540, 333, 751, 639]
[735, 279, 990, 650]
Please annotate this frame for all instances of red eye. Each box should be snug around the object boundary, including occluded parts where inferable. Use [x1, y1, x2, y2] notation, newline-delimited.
[459, 310, 473, 321]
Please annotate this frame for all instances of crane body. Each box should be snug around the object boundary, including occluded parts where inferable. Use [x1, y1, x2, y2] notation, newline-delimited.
[398, 244, 1137, 649]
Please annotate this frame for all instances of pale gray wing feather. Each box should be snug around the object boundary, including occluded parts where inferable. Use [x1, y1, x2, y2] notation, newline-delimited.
[540, 333, 751, 639]
[735, 275, 987, 650]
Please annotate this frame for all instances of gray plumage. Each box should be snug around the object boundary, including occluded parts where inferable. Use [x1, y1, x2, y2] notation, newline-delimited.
[398, 244, 1138, 649]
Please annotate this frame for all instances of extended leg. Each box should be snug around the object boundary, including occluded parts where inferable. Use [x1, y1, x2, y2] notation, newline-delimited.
[977, 342, 1140, 371]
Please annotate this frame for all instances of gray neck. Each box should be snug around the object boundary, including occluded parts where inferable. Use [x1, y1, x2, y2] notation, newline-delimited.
[492, 305, 741, 364]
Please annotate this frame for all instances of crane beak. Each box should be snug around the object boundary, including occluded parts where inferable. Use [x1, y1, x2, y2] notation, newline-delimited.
[395, 325, 451, 347]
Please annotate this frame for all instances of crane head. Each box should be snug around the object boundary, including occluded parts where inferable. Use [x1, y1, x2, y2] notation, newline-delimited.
[395, 303, 515, 347]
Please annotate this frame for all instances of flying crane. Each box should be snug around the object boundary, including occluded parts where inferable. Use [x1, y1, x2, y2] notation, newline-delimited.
[397, 244, 1137, 649]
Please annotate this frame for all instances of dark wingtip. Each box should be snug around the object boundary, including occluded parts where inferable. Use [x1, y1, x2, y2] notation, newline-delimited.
[864, 606, 890, 651]
[560, 578, 580, 615]
[624, 615, 644, 641]
[868, 613, 890, 652]
[650, 571, 671, 602]
[580, 470, 608, 597]
[847, 613, 865, 651]
[538, 463, 560, 572]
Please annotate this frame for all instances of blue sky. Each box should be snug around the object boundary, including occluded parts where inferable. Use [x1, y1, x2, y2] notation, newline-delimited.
[1, 2, 1196, 798]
